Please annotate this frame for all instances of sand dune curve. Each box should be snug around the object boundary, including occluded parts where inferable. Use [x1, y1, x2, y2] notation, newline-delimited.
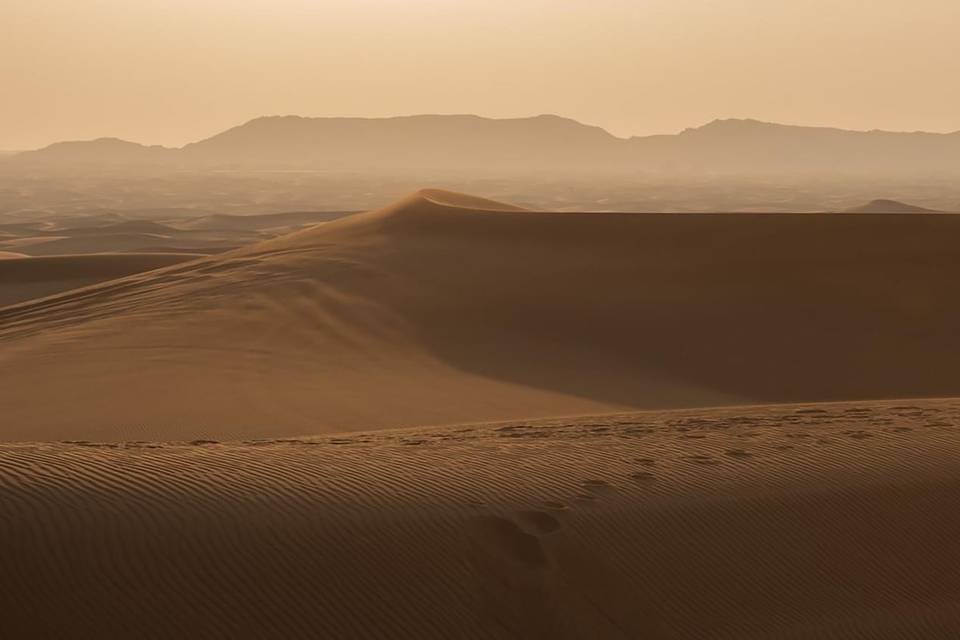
[2, 189, 960, 440]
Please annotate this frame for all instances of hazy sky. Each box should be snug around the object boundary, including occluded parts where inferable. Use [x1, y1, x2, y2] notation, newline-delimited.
[5, 0, 960, 149]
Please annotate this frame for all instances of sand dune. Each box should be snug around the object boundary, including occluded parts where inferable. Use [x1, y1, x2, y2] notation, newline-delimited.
[2, 231, 251, 256]
[2, 188, 960, 440]
[4, 189, 960, 637]
[844, 199, 946, 214]
[167, 210, 355, 232]
[57, 219, 180, 235]
[10, 232, 188, 256]
[0, 209, 354, 258]
[3, 399, 960, 638]
[0, 253, 199, 308]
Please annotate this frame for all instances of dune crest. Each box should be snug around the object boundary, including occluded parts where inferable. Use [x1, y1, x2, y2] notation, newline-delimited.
[416, 188, 531, 212]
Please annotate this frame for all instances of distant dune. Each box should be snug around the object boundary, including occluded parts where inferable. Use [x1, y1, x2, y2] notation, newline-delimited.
[843, 199, 946, 214]
[3, 189, 960, 441]
[168, 210, 354, 232]
[57, 220, 180, 235]
[0, 253, 198, 308]
[0, 208, 354, 258]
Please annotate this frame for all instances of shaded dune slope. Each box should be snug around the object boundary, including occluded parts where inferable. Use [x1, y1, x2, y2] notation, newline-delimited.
[2, 189, 960, 440]
[0, 253, 199, 308]
[3, 399, 960, 638]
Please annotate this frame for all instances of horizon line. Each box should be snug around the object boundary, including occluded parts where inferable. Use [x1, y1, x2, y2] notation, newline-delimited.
[10, 114, 960, 153]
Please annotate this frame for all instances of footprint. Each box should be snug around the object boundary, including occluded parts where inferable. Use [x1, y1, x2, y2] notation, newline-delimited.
[517, 510, 562, 534]
[635, 458, 657, 467]
[683, 454, 721, 466]
[496, 425, 529, 433]
[542, 501, 568, 511]
[472, 516, 547, 567]
[582, 479, 616, 493]
[724, 449, 752, 458]
[629, 471, 657, 481]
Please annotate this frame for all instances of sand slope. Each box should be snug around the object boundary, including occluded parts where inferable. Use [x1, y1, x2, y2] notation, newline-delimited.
[2, 189, 960, 440]
[0, 253, 199, 308]
[3, 399, 960, 638]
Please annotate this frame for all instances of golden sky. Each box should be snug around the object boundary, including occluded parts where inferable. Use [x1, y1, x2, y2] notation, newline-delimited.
[5, 0, 960, 149]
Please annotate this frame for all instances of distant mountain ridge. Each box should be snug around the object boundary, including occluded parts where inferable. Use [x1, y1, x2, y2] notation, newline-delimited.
[19, 137, 175, 166]
[9, 115, 960, 174]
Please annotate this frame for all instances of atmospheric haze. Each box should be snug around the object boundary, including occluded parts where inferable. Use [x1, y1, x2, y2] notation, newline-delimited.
[5, 0, 960, 149]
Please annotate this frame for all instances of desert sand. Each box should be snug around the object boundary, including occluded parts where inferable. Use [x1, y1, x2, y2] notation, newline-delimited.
[3, 189, 960, 638]
[2, 399, 960, 638]
[2, 189, 959, 440]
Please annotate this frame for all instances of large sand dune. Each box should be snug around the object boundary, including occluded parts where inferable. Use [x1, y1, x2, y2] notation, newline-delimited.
[4, 190, 960, 637]
[2, 189, 960, 440]
[3, 399, 960, 638]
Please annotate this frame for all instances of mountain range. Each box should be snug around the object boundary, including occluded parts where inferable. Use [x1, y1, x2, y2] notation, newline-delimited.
[8, 115, 960, 175]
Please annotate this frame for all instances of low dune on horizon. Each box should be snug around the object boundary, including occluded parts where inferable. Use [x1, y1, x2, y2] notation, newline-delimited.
[3, 188, 960, 638]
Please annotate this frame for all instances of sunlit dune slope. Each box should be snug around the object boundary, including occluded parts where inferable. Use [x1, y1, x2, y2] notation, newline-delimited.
[2, 189, 959, 440]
